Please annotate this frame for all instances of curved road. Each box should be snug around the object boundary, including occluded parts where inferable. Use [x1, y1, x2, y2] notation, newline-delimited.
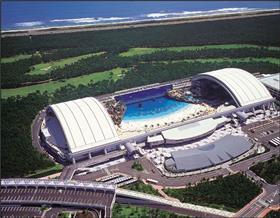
[73, 147, 278, 187]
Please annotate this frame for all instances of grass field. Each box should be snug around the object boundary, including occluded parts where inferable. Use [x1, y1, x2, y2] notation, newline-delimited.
[25, 164, 63, 178]
[2, 67, 127, 98]
[2, 55, 279, 99]
[119, 44, 280, 57]
[27, 52, 105, 75]
[112, 204, 187, 218]
[2, 54, 32, 63]
[122, 181, 161, 196]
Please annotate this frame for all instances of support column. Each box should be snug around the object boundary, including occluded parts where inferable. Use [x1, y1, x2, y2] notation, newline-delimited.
[104, 148, 107, 154]
[72, 157, 76, 164]
[88, 153, 92, 159]
[272, 102, 276, 111]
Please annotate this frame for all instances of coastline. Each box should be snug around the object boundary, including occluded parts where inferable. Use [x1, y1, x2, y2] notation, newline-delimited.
[2, 9, 279, 38]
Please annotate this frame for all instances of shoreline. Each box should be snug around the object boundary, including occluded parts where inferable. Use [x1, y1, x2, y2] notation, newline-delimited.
[2, 9, 279, 37]
[117, 103, 216, 138]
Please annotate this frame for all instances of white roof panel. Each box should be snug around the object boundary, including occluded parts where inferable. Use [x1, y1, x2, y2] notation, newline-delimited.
[49, 97, 119, 154]
[196, 68, 273, 106]
[162, 117, 227, 141]
[260, 73, 280, 91]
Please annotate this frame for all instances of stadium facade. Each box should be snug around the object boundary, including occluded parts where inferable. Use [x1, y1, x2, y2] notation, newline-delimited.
[41, 97, 120, 163]
[40, 68, 275, 163]
[191, 68, 273, 107]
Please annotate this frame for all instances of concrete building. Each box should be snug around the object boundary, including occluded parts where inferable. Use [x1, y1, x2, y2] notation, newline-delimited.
[259, 73, 280, 101]
[192, 68, 273, 107]
[41, 97, 120, 163]
[162, 117, 229, 145]
[165, 135, 252, 172]
[39, 68, 275, 163]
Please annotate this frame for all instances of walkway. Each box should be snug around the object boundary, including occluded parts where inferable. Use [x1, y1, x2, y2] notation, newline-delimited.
[116, 188, 235, 217]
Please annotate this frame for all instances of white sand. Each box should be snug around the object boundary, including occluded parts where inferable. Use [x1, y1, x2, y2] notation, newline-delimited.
[117, 104, 216, 137]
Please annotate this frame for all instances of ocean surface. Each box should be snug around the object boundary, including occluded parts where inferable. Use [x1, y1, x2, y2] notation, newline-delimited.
[2, 1, 279, 31]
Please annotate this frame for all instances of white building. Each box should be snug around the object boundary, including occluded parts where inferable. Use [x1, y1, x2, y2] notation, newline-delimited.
[41, 97, 120, 163]
[40, 68, 275, 163]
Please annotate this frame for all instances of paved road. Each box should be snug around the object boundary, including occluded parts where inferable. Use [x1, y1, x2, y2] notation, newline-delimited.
[74, 147, 278, 187]
[229, 147, 278, 173]
[236, 170, 279, 218]
[116, 188, 234, 217]
[60, 150, 125, 180]
[31, 110, 46, 154]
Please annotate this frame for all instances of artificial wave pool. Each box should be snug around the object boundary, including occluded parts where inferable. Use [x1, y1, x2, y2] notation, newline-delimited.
[122, 96, 190, 121]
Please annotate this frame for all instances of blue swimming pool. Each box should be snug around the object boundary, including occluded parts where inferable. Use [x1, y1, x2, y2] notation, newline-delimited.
[123, 96, 190, 121]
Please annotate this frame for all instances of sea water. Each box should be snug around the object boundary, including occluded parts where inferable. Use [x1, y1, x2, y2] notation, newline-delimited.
[2, 1, 278, 31]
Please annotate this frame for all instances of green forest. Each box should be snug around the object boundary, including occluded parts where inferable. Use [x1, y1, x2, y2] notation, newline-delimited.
[250, 156, 280, 184]
[1, 14, 280, 177]
[164, 174, 262, 212]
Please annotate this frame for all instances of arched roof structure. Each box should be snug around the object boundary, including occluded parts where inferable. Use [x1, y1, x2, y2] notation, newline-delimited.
[48, 97, 119, 154]
[193, 68, 273, 107]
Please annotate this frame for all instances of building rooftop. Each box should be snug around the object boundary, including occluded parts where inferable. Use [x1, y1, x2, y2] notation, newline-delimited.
[48, 97, 119, 154]
[193, 68, 273, 107]
[259, 73, 280, 91]
[165, 135, 252, 172]
[162, 117, 228, 142]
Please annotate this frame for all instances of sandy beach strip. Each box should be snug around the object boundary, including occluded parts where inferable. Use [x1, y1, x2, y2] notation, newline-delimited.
[117, 104, 215, 138]
[2, 9, 279, 38]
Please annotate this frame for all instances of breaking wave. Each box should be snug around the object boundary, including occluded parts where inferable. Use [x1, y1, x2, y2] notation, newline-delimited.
[50, 16, 131, 24]
[9, 7, 266, 31]
[15, 21, 44, 27]
[146, 7, 256, 18]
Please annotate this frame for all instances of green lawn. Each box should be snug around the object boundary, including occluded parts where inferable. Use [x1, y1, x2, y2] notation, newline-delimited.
[2, 54, 32, 63]
[25, 164, 63, 178]
[119, 44, 280, 57]
[27, 52, 105, 75]
[2, 67, 127, 98]
[122, 181, 161, 196]
[112, 203, 188, 218]
[2, 55, 279, 99]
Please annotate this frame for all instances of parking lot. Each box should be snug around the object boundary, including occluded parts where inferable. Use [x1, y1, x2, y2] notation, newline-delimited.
[242, 114, 280, 146]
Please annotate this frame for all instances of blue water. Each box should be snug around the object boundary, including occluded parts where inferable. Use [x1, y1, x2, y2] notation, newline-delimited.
[2, 1, 279, 31]
[123, 96, 189, 121]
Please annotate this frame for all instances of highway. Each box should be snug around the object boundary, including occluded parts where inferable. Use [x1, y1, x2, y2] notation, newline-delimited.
[1, 179, 115, 218]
